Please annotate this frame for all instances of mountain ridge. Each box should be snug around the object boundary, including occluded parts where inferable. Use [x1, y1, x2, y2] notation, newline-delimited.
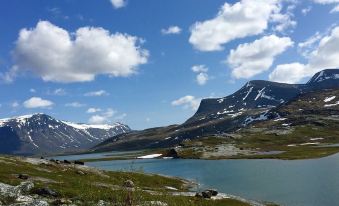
[92, 68, 339, 152]
[0, 113, 131, 155]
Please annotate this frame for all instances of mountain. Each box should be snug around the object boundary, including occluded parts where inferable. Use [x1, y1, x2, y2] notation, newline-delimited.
[92, 69, 339, 152]
[0, 113, 131, 155]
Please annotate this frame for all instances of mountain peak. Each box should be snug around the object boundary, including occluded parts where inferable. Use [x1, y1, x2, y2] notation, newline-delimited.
[307, 69, 339, 84]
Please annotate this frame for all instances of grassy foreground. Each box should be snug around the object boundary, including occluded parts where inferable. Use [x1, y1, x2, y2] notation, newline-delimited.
[0, 155, 264, 206]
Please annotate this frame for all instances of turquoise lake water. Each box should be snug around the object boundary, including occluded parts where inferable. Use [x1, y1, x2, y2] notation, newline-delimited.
[56, 152, 339, 206]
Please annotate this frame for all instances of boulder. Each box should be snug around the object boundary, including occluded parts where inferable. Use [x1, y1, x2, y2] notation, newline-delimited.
[76, 170, 85, 175]
[17, 174, 29, 180]
[206, 189, 218, 196]
[34, 188, 59, 197]
[63, 160, 71, 164]
[123, 180, 134, 188]
[195, 192, 203, 198]
[74, 160, 84, 165]
[201, 190, 212, 198]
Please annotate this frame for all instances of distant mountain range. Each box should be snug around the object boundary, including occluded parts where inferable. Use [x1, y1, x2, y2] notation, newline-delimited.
[0, 113, 130, 155]
[92, 69, 339, 152]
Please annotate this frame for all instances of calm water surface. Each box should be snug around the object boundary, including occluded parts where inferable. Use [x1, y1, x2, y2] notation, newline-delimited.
[58, 153, 339, 206]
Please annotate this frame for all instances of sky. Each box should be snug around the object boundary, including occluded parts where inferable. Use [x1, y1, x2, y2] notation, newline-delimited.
[0, 0, 339, 130]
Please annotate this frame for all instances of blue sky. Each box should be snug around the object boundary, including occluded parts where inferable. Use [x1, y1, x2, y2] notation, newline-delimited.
[0, 0, 339, 129]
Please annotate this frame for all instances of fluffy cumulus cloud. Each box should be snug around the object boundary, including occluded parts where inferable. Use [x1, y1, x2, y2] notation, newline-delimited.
[270, 26, 339, 83]
[23, 97, 54, 109]
[189, 0, 285, 51]
[269, 63, 306, 83]
[84, 90, 109, 97]
[110, 0, 126, 9]
[161, 26, 182, 35]
[9, 21, 148, 83]
[227, 35, 293, 79]
[196, 73, 209, 86]
[191, 65, 209, 85]
[171, 95, 201, 111]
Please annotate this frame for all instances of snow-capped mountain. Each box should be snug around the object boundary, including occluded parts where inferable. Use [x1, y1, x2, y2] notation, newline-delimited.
[91, 69, 339, 152]
[0, 113, 131, 155]
[187, 69, 339, 123]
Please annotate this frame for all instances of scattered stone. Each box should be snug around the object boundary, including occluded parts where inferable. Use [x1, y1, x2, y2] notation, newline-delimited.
[52, 198, 72, 205]
[123, 180, 134, 188]
[63, 160, 71, 164]
[201, 190, 212, 198]
[143, 201, 168, 206]
[195, 189, 218, 199]
[74, 160, 84, 165]
[18, 174, 29, 180]
[97, 200, 109, 206]
[10, 199, 49, 206]
[195, 192, 203, 198]
[76, 170, 85, 175]
[34, 188, 59, 197]
[206, 189, 218, 196]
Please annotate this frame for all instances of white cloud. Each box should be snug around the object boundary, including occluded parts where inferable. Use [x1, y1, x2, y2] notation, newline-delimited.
[313, 0, 339, 13]
[0, 66, 18, 83]
[189, 0, 282, 51]
[191, 65, 208, 73]
[298, 31, 323, 58]
[270, 2, 297, 33]
[88, 108, 117, 124]
[269, 63, 306, 83]
[161, 26, 182, 35]
[52, 88, 66, 96]
[301, 6, 312, 15]
[191, 65, 209, 86]
[65, 102, 86, 108]
[227, 35, 293, 79]
[270, 26, 339, 83]
[87, 108, 102, 113]
[88, 115, 107, 125]
[110, 0, 126, 9]
[84, 90, 109, 97]
[330, 4, 339, 12]
[196, 73, 209, 86]
[171, 95, 201, 111]
[23, 97, 54, 109]
[9, 21, 148, 83]
[11, 101, 19, 108]
[29, 88, 36, 93]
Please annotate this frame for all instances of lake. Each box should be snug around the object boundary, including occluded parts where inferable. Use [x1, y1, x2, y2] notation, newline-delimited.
[56, 153, 339, 206]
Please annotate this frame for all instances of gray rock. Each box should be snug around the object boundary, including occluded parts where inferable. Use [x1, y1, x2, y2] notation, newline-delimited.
[34, 188, 59, 197]
[206, 189, 218, 196]
[0, 181, 34, 199]
[123, 180, 134, 188]
[17, 174, 29, 180]
[9, 199, 49, 206]
[201, 190, 212, 198]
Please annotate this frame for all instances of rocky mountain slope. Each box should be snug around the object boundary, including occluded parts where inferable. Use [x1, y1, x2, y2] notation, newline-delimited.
[0, 113, 130, 155]
[92, 69, 339, 152]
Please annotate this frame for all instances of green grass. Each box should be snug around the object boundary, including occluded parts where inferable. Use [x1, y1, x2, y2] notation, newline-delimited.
[0, 156, 254, 206]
